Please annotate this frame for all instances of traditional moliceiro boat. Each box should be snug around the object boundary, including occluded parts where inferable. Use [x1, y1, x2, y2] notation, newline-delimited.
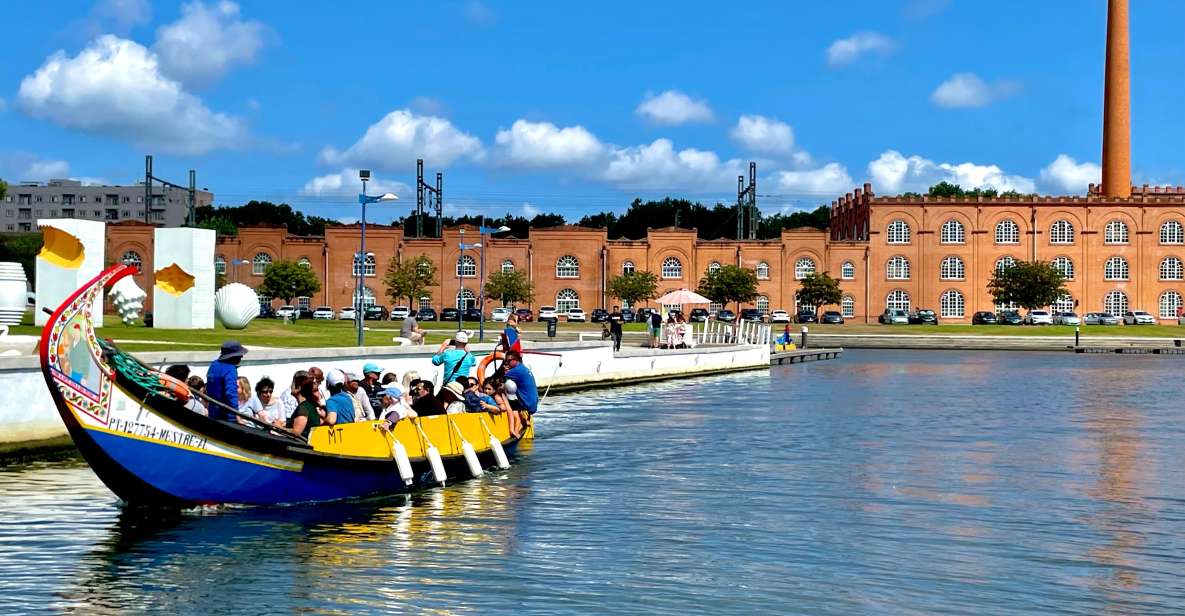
[40, 264, 528, 507]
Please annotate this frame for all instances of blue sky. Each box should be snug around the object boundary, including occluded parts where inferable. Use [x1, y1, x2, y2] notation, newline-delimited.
[2, 0, 1183, 224]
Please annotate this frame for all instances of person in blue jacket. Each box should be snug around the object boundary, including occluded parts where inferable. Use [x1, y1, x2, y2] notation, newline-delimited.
[205, 340, 247, 422]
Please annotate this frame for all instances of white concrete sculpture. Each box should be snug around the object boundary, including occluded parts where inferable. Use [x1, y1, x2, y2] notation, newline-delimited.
[152, 228, 216, 329]
[110, 276, 147, 325]
[35, 220, 105, 327]
[0, 262, 29, 325]
[215, 283, 260, 330]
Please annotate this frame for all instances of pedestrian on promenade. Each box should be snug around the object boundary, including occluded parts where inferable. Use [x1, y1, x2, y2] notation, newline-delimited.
[608, 305, 624, 351]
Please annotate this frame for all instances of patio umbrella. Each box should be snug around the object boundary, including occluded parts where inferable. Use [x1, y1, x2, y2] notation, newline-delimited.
[655, 288, 713, 305]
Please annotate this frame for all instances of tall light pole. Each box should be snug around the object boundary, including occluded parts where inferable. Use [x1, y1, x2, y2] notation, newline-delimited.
[355, 169, 398, 346]
[476, 221, 512, 342]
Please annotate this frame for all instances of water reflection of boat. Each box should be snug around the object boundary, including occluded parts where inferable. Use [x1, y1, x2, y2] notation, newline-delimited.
[40, 264, 530, 507]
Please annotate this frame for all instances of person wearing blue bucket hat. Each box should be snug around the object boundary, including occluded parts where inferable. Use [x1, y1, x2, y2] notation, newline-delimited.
[205, 340, 247, 423]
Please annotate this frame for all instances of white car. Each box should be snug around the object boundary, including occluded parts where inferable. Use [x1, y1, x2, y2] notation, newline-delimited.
[538, 306, 559, 321]
[567, 308, 586, 322]
[491, 307, 513, 322]
[1026, 310, 1053, 325]
[1124, 310, 1155, 325]
[312, 306, 334, 320]
[276, 305, 298, 320]
[770, 310, 791, 323]
[391, 306, 411, 320]
[1053, 311, 1081, 326]
[879, 309, 909, 325]
[338, 306, 357, 320]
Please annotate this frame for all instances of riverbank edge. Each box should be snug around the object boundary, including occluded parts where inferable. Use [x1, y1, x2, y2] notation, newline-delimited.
[806, 333, 1185, 352]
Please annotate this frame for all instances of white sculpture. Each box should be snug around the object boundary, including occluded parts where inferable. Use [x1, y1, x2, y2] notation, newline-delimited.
[215, 283, 260, 330]
[36, 220, 105, 327]
[110, 276, 147, 325]
[152, 228, 215, 329]
[0, 262, 29, 325]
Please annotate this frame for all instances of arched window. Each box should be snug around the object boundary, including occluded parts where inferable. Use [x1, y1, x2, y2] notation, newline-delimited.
[556, 255, 580, 278]
[1160, 256, 1184, 281]
[416, 260, 432, 276]
[756, 261, 770, 280]
[501, 259, 515, 274]
[456, 254, 477, 278]
[940, 219, 965, 244]
[1051, 294, 1075, 313]
[886, 256, 910, 280]
[252, 252, 272, 275]
[995, 219, 1019, 244]
[456, 287, 476, 310]
[708, 261, 721, 274]
[121, 250, 142, 273]
[1104, 290, 1128, 317]
[886, 219, 911, 244]
[418, 295, 432, 312]
[756, 296, 769, 312]
[794, 257, 816, 280]
[1161, 220, 1184, 245]
[1104, 219, 1129, 244]
[622, 260, 635, 275]
[354, 286, 376, 308]
[297, 256, 311, 270]
[353, 252, 376, 277]
[886, 290, 910, 311]
[940, 290, 964, 318]
[940, 256, 965, 280]
[996, 256, 1017, 273]
[1051, 256, 1074, 280]
[1104, 256, 1129, 281]
[257, 294, 272, 312]
[214, 255, 226, 275]
[841, 295, 855, 318]
[556, 288, 580, 312]
[996, 299, 1018, 312]
[1160, 291, 1183, 319]
[297, 296, 311, 310]
[1049, 220, 1075, 244]
[661, 256, 683, 279]
[841, 261, 855, 280]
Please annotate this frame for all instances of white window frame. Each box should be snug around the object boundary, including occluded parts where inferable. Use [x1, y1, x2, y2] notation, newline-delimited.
[556, 255, 580, 278]
[1160, 220, 1184, 245]
[1104, 219, 1129, 244]
[1104, 256, 1129, 281]
[996, 256, 1017, 273]
[1051, 294, 1075, 314]
[252, 252, 272, 276]
[708, 261, 721, 274]
[756, 261, 770, 280]
[501, 259, 514, 274]
[121, 250, 142, 272]
[940, 290, 964, 318]
[418, 296, 432, 312]
[353, 253, 376, 277]
[622, 260, 635, 275]
[661, 256, 683, 279]
[1104, 290, 1128, 317]
[456, 254, 477, 278]
[841, 261, 855, 280]
[214, 255, 226, 275]
[886, 256, 910, 280]
[1160, 256, 1183, 281]
[756, 296, 769, 312]
[940, 219, 965, 244]
[297, 257, 312, 270]
[886, 220, 911, 244]
[1050, 220, 1075, 245]
[886, 290, 910, 311]
[940, 256, 964, 280]
[841, 295, 855, 318]
[1051, 256, 1074, 280]
[456, 287, 476, 310]
[794, 257, 816, 280]
[995, 219, 1019, 244]
[556, 288, 580, 312]
[1160, 291, 1183, 319]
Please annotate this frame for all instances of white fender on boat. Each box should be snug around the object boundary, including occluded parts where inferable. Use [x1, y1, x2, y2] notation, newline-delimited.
[391, 439, 414, 486]
[414, 421, 447, 486]
[461, 440, 483, 478]
[480, 417, 511, 469]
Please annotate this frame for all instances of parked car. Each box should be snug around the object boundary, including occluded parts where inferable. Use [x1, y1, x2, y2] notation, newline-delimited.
[364, 305, 388, 320]
[1054, 312, 1081, 326]
[276, 305, 298, 320]
[337, 306, 356, 320]
[297, 307, 314, 320]
[770, 310, 791, 324]
[1086, 312, 1119, 325]
[879, 309, 909, 325]
[620, 308, 636, 323]
[538, 306, 559, 321]
[715, 309, 736, 322]
[740, 308, 764, 323]
[688, 308, 709, 322]
[463, 307, 484, 322]
[492, 307, 513, 322]
[567, 308, 587, 322]
[257, 305, 274, 319]
[590, 308, 609, 323]
[417, 307, 437, 322]
[635, 307, 657, 323]
[820, 310, 845, 324]
[514, 308, 533, 322]
[1124, 310, 1155, 325]
[909, 309, 938, 325]
[794, 309, 817, 324]
[312, 306, 334, 320]
[971, 311, 998, 325]
[997, 311, 1024, 325]
[390, 306, 411, 321]
[1026, 310, 1054, 325]
[440, 307, 460, 322]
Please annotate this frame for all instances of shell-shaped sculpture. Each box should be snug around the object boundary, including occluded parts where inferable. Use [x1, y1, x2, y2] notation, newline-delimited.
[0, 262, 29, 325]
[109, 276, 147, 325]
[215, 283, 260, 330]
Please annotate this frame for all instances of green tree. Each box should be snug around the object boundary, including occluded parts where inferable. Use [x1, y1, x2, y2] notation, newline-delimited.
[195, 201, 335, 236]
[197, 215, 238, 236]
[483, 270, 534, 306]
[606, 270, 659, 308]
[796, 272, 843, 315]
[383, 255, 437, 307]
[697, 265, 758, 314]
[0, 179, 7, 202]
[0, 233, 42, 288]
[257, 260, 321, 304]
[987, 260, 1069, 311]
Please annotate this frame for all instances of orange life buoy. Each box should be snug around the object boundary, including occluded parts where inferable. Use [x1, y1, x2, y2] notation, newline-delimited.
[476, 351, 505, 386]
[159, 373, 191, 403]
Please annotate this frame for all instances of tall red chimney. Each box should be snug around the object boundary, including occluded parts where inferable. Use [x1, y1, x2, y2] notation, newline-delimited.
[1101, 0, 1131, 198]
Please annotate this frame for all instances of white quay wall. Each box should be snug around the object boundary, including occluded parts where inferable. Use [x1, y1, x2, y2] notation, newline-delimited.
[2, 341, 768, 451]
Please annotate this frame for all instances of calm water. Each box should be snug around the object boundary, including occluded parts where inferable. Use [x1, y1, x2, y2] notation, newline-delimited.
[3, 349, 1185, 614]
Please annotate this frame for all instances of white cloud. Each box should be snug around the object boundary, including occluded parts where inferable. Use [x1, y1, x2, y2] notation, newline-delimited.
[867, 150, 1035, 194]
[91, 0, 152, 32]
[521, 202, 540, 218]
[769, 163, 854, 195]
[826, 32, 894, 68]
[153, 1, 267, 87]
[299, 168, 412, 199]
[464, 0, 496, 26]
[602, 139, 742, 190]
[1039, 154, 1100, 194]
[318, 109, 483, 171]
[635, 90, 714, 125]
[731, 115, 794, 154]
[17, 35, 247, 155]
[493, 120, 606, 168]
[931, 73, 1020, 108]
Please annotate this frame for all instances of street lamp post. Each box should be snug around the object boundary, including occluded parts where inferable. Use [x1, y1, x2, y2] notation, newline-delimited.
[355, 170, 398, 346]
[475, 221, 512, 342]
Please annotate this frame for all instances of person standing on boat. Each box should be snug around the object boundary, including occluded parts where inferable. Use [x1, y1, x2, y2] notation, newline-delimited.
[432, 332, 475, 386]
[501, 314, 522, 353]
[502, 350, 538, 414]
[205, 341, 247, 422]
[608, 305, 624, 352]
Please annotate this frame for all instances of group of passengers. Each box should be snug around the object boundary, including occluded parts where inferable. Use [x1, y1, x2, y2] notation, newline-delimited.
[168, 330, 536, 439]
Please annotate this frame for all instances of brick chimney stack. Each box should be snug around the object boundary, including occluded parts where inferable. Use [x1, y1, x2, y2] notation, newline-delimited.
[1101, 0, 1131, 198]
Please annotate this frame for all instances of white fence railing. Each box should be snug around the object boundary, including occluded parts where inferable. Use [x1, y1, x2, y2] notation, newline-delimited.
[694, 320, 771, 346]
